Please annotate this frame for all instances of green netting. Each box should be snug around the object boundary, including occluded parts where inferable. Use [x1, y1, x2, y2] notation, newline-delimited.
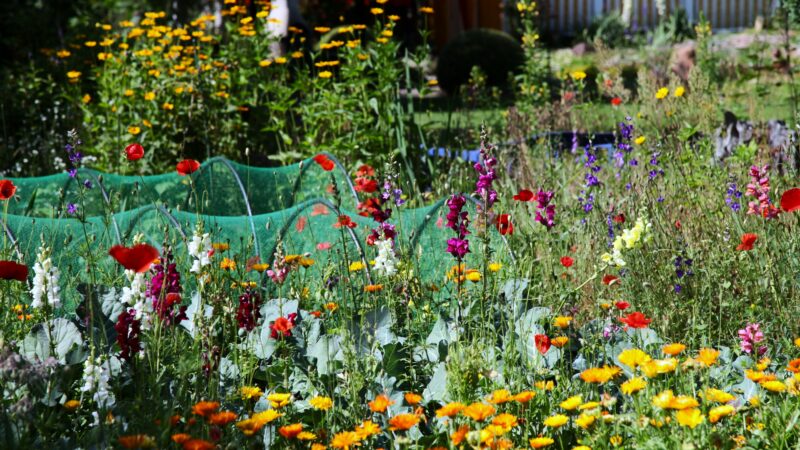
[2, 155, 512, 314]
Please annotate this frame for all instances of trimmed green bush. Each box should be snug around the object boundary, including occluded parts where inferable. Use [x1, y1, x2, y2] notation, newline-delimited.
[436, 28, 524, 95]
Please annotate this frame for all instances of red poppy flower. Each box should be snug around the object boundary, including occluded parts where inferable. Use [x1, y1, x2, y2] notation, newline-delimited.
[611, 97, 622, 106]
[619, 311, 651, 329]
[0, 261, 28, 281]
[356, 164, 375, 177]
[333, 215, 357, 229]
[0, 180, 17, 200]
[602, 274, 619, 286]
[270, 313, 298, 339]
[496, 214, 514, 235]
[534, 334, 551, 355]
[560, 256, 574, 268]
[176, 159, 200, 176]
[736, 233, 758, 251]
[125, 143, 144, 161]
[781, 188, 800, 212]
[612, 213, 625, 224]
[513, 189, 534, 202]
[354, 177, 378, 193]
[316, 241, 331, 250]
[313, 154, 335, 171]
[674, 220, 682, 230]
[615, 301, 630, 310]
[109, 244, 159, 273]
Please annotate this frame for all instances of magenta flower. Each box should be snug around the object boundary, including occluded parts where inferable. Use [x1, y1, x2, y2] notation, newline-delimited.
[474, 135, 498, 209]
[236, 289, 263, 331]
[115, 309, 142, 361]
[737, 323, 766, 356]
[745, 165, 780, 219]
[445, 194, 470, 259]
[533, 189, 556, 229]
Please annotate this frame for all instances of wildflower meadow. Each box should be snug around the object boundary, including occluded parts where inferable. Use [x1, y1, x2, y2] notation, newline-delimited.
[2, 1, 800, 449]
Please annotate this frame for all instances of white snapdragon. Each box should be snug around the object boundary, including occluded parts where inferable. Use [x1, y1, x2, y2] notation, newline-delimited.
[120, 269, 152, 326]
[372, 237, 399, 277]
[188, 230, 213, 274]
[30, 245, 61, 310]
[80, 355, 115, 409]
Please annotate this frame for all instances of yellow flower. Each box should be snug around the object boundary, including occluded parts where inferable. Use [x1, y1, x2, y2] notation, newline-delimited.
[318, 71, 333, 79]
[267, 392, 292, 408]
[708, 405, 735, 423]
[82, 94, 91, 104]
[662, 343, 686, 356]
[57, 49, 71, 58]
[578, 401, 600, 411]
[85, 41, 97, 47]
[634, 136, 646, 145]
[529, 437, 555, 448]
[370, 7, 384, 14]
[620, 377, 647, 395]
[703, 388, 735, 404]
[669, 395, 699, 410]
[580, 366, 621, 384]
[275, 57, 287, 64]
[535, 380, 555, 390]
[543, 414, 569, 428]
[67, 71, 82, 80]
[436, 402, 465, 418]
[240, 386, 263, 400]
[488, 262, 502, 272]
[675, 408, 704, 428]
[655, 87, 669, 99]
[695, 348, 720, 367]
[162, 102, 174, 110]
[291, 51, 303, 59]
[513, 391, 535, 403]
[610, 435, 623, 447]
[652, 390, 675, 409]
[462, 402, 496, 422]
[575, 413, 596, 429]
[795, 337, 800, 348]
[124, 89, 134, 97]
[560, 395, 582, 411]
[761, 380, 786, 393]
[618, 348, 651, 369]
[220, 258, 236, 270]
[144, 91, 156, 101]
[749, 395, 761, 407]
[573, 447, 592, 450]
[330, 431, 361, 449]
[570, 71, 587, 81]
[552, 336, 569, 348]
[419, 6, 434, 14]
[259, 59, 272, 67]
[553, 316, 572, 328]
[465, 270, 481, 282]
[487, 389, 513, 404]
[128, 126, 141, 135]
[236, 410, 283, 436]
[309, 396, 333, 411]
[356, 420, 381, 439]
[492, 413, 518, 432]
[639, 358, 678, 377]
[349, 261, 365, 271]
[674, 86, 685, 97]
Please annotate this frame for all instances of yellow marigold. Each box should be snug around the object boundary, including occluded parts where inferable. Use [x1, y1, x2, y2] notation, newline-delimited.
[552, 336, 569, 348]
[674, 86, 685, 97]
[487, 389, 512, 404]
[368, 394, 394, 413]
[795, 337, 800, 348]
[275, 57, 288, 64]
[143, 91, 156, 101]
[259, 59, 272, 67]
[124, 89, 134, 97]
[63, 399, 80, 411]
[297, 431, 317, 440]
[695, 348, 720, 367]
[535, 380, 555, 390]
[465, 270, 481, 282]
[251, 263, 269, 272]
[708, 404, 735, 423]
[404, 392, 422, 405]
[349, 261, 365, 271]
[669, 395, 699, 410]
[560, 395, 582, 411]
[652, 390, 675, 409]
[761, 380, 787, 393]
[220, 257, 236, 270]
[543, 414, 569, 428]
[128, 126, 142, 135]
[356, 420, 381, 439]
[492, 412, 518, 432]
[330, 431, 361, 449]
[529, 437, 555, 448]
[388, 413, 420, 431]
[580, 366, 621, 384]
[268, 392, 292, 408]
[640, 358, 678, 377]
[240, 386, 263, 400]
[746, 370, 775, 383]
[370, 7, 384, 14]
[309, 395, 333, 410]
[575, 413, 596, 429]
[67, 70, 82, 80]
[655, 87, 669, 99]
[573, 446, 592, 450]
[756, 357, 771, 371]
[618, 348, 651, 369]
[85, 41, 97, 47]
[462, 402, 496, 422]
[514, 391, 536, 403]
[162, 102, 174, 110]
[703, 388, 735, 404]
[419, 6, 434, 14]
[675, 408, 704, 428]
[620, 377, 647, 395]
[578, 401, 600, 410]
[610, 435, 623, 446]
[553, 316, 572, 328]
[82, 94, 91, 104]
[570, 71, 587, 81]
[488, 262, 502, 272]
[662, 343, 686, 356]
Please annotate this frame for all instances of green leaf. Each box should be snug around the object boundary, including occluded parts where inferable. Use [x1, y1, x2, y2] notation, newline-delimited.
[423, 362, 447, 402]
[21, 318, 85, 364]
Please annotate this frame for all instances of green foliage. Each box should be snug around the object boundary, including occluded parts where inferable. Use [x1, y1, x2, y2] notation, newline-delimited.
[583, 12, 629, 48]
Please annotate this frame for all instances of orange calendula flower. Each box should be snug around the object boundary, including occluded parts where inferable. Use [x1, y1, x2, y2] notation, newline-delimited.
[436, 402, 465, 418]
[618, 348, 652, 369]
[220, 257, 236, 270]
[551, 336, 569, 348]
[118, 435, 155, 449]
[451, 425, 469, 446]
[553, 316, 572, 328]
[695, 348, 720, 367]
[709, 405, 736, 423]
[368, 394, 394, 413]
[487, 389, 512, 404]
[356, 420, 381, 439]
[787, 358, 800, 373]
[530, 436, 555, 448]
[514, 391, 536, 403]
[675, 408, 704, 428]
[404, 392, 422, 405]
[63, 399, 80, 411]
[182, 439, 215, 450]
[543, 414, 569, 428]
[209, 411, 237, 425]
[580, 366, 621, 384]
[364, 284, 383, 293]
[662, 343, 686, 356]
[279, 423, 304, 439]
[703, 388, 735, 403]
[462, 403, 496, 422]
[171, 433, 191, 444]
[388, 413, 420, 431]
[492, 413, 519, 431]
[192, 401, 219, 417]
[309, 395, 333, 411]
